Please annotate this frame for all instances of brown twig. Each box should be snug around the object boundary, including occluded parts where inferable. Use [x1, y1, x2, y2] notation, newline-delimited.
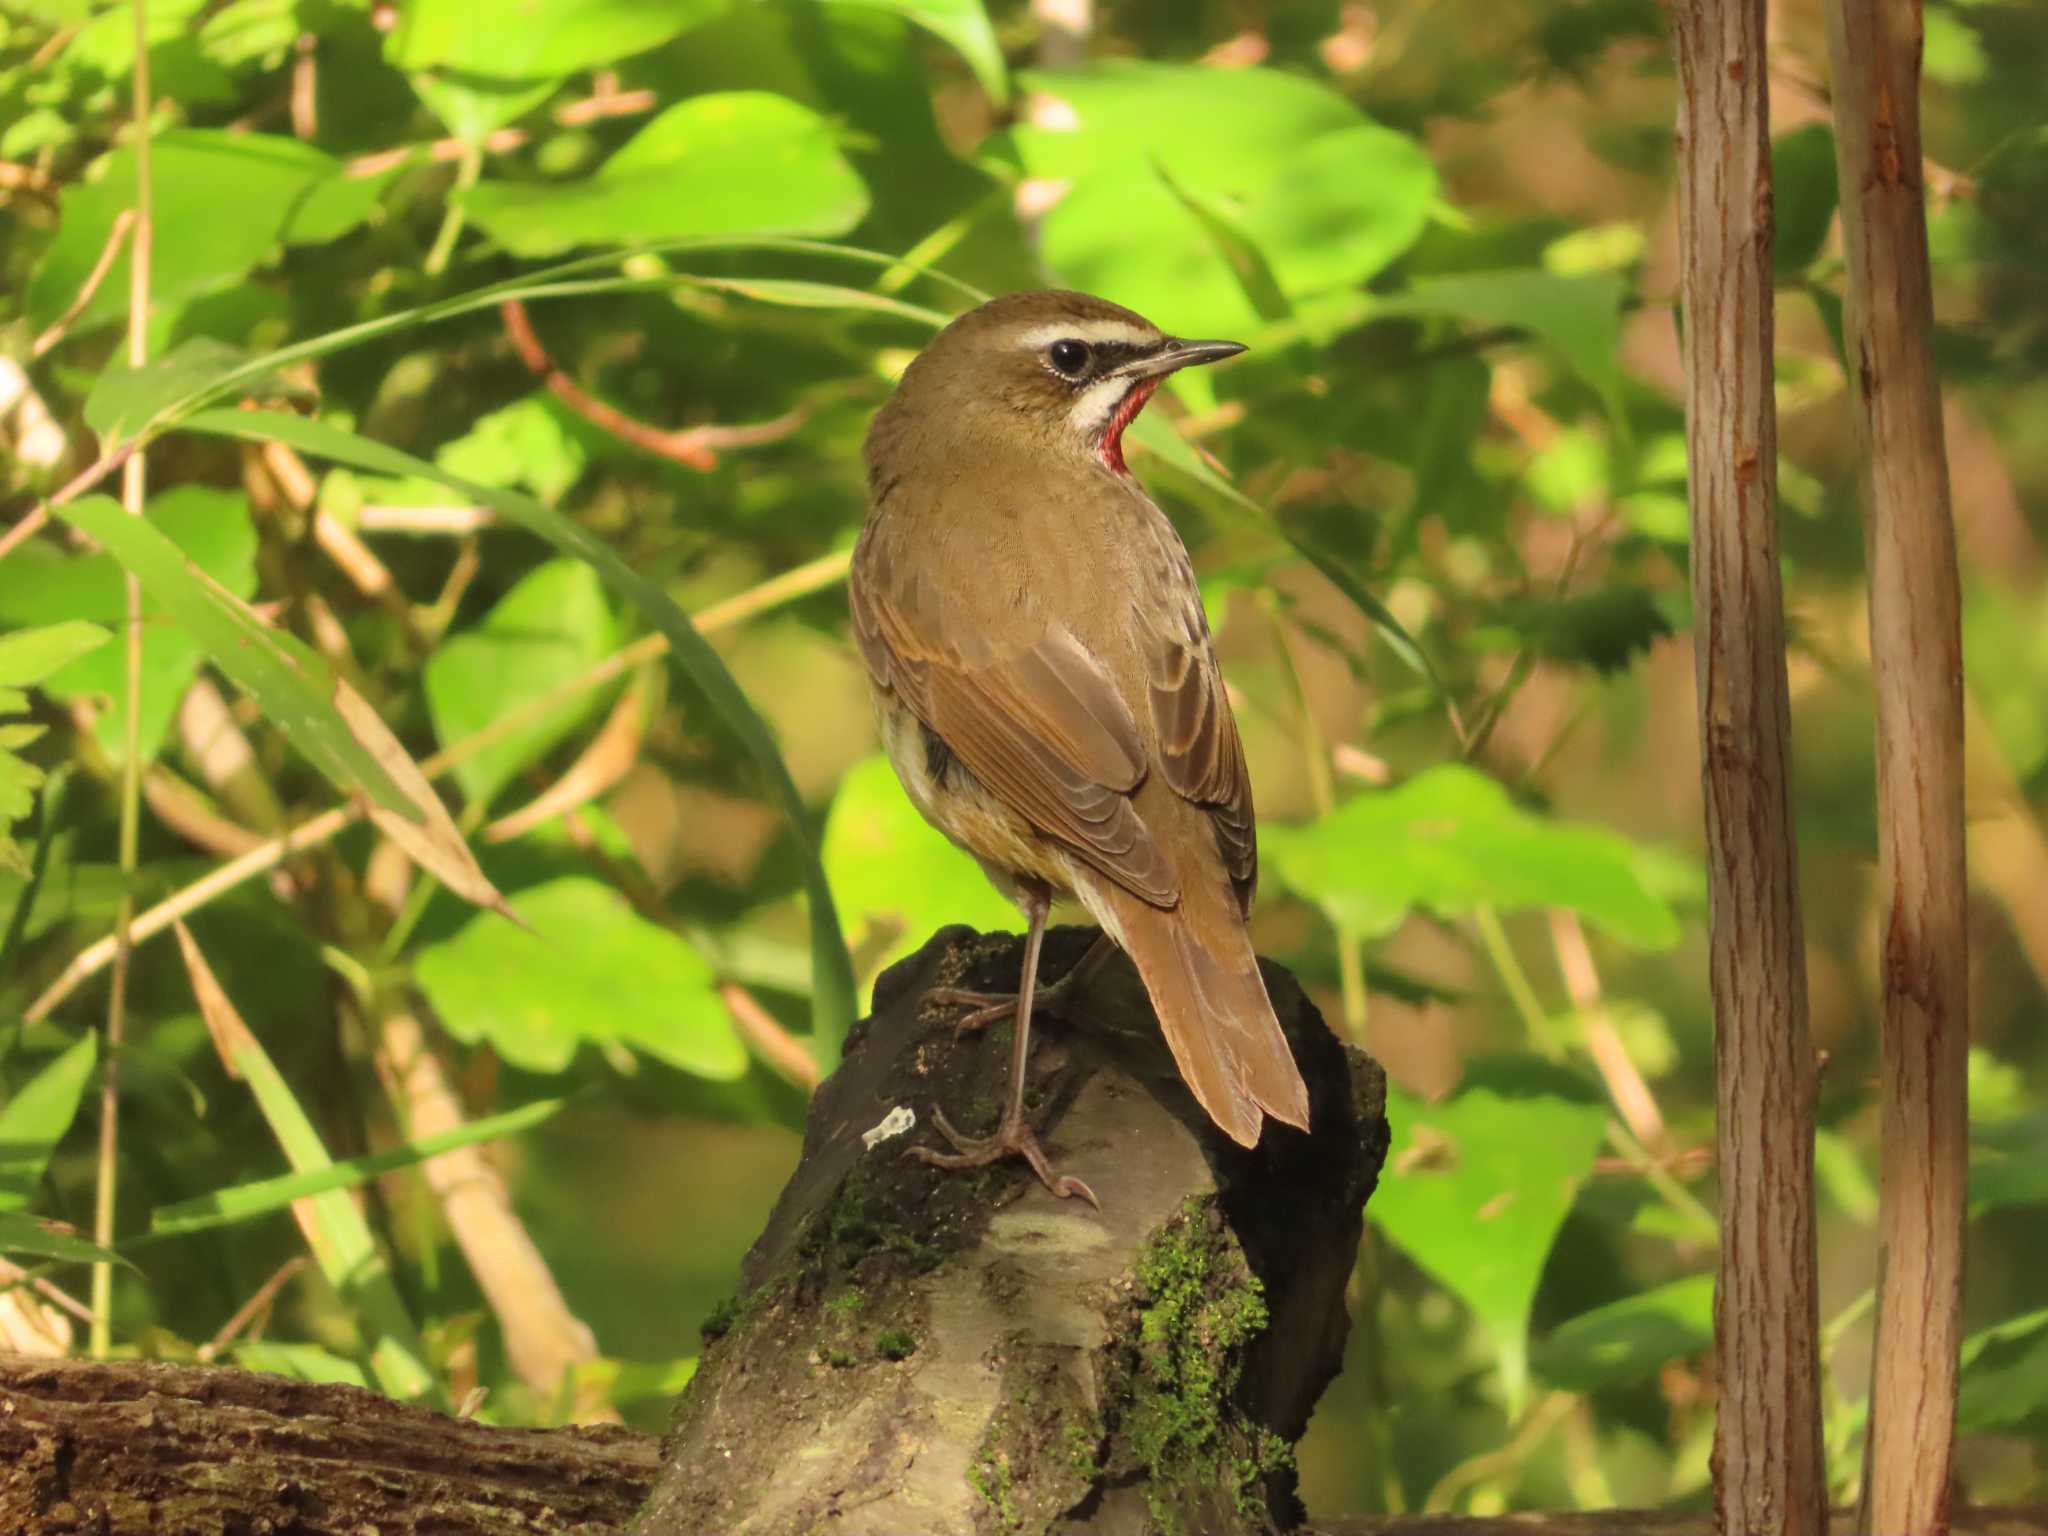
[720, 982, 822, 1094]
[343, 87, 656, 180]
[499, 299, 813, 471]
[0, 435, 149, 565]
[1670, 1, 1827, 1532]
[1824, 4, 1970, 1531]
[31, 209, 135, 359]
[198, 1257, 309, 1361]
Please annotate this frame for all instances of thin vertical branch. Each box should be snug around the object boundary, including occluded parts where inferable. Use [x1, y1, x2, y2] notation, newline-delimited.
[91, 0, 155, 1360]
[1670, 3, 1828, 1533]
[1824, 3, 1969, 1531]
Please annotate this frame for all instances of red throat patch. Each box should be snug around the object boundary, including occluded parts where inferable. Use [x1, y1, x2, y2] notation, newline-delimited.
[1098, 377, 1162, 476]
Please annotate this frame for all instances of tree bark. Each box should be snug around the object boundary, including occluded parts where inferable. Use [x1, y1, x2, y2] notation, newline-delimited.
[635, 924, 1389, 1536]
[1669, 5, 1829, 1536]
[8, 1354, 2048, 1536]
[1822, 5, 1971, 1533]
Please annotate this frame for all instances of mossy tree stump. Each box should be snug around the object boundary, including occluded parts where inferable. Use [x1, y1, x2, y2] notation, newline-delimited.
[635, 925, 1389, 1536]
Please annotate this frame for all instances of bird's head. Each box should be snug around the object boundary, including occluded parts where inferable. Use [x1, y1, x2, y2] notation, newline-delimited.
[867, 290, 1245, 482]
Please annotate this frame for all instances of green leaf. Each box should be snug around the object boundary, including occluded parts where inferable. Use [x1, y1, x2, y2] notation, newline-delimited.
[0, 1211, 132, 1270]
[1011, 62, 1436, 336]
[150, 1097, 565, 1237]
[424, 560, 617, 807]
[49, 496, 505, 913]
[464, 92, 869, 259]
[415, 877, 745, 1077]
[1772, 124, 1839, 277]
[0, 487, 256, 766]
[27, 130, 346, 334]
[180, 408, 858, 1062]
[1262, 763, 1682, 948]
[434, 394, 588, 505]
[823, 755, 1019, 987]
[0, 1033, 97, 1214]
[176, 923, 438, 1402]
[678, 275, 950, 329]
[1958, 1308, 2048, 1433]
[233, 1340, 369, 1389]
[0, 622, 112, 692]
[1488, 584, 1674, 674]
[1971, 1112, 2048, 1213]
[389, 0, 726, 76]
[1532, 1273, 1714, 1391]
[1376, 271, 1628, 430]
[819, 0, 1006, 101]
[1368, 1079, 1608, 1415]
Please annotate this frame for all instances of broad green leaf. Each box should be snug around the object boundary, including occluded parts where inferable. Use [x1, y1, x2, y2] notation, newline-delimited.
[1970, 1112, 2048, 1213]
[180, 408, 858, 1063]
[0, 1033, 97, 1213]
[1263, 764, 1682, 948]
[464, 93, 869, 259]
[819, 0, 1006, 101]
[0, 1211, 132, 1270]
[150, 1097, 565, 1237]
[424, 560, 617, 807]
[1368, 1080, 1607, 1415]
[0, 486, 256, 766]
[1772, 124, 1838, 277]
[1532, 1273, 1714, 1391]
[823, 754, 1019, 988]
[50, 496, 505, 913]
[434, 395, 588, 505]
[1375, 271, 1628, 429]
[26, 130, 346, 333]
[175, 922, 438, 1403]
[389, 0, 726, 76]
[415, 877, 745, 1077]
[1011, 62, 1436, 336]
[1958, 1308, 2048, 1433]
[0, 622, 112, 694]
[413, 73, 563, 146]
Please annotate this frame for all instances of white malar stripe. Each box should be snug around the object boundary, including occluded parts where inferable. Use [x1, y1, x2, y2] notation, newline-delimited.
[1067, 375, 1131, 437]
[1015, 319, 1159, 352]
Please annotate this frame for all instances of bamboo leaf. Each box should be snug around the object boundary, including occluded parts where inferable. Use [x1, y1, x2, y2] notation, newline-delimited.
[173, 921, 441, 1404]
[0, 1211, 133, 1270]
[0, 1032, 97, 1214]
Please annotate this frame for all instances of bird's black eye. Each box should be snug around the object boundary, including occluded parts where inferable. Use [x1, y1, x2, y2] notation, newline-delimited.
[1048, 338, 1091, 377]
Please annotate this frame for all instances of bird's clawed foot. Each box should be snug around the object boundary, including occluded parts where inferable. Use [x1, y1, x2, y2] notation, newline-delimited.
[908, 1108, 1099, 1207]
[924, 936, 1110, 1038]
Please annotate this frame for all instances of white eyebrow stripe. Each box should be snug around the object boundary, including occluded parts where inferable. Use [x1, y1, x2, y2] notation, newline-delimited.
[1015, 319, 1159, 350]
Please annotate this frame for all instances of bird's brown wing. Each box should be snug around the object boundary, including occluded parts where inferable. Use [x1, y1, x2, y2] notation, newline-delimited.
[1137, 537, 1258, 912]
[850, 530, 1179, 907]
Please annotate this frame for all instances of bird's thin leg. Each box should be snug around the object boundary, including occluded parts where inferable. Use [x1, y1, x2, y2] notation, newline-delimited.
[925, 932, 1115, 1036]
[910, 888, 1097, 1205]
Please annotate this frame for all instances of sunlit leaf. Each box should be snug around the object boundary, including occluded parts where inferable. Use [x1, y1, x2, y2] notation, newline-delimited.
[820, 0, 1006, 101]
[180, 409, 858, 1062]
[1368, 1079, 1608, 1415]
[233, 1340, 369, 1388]
[1263, 764, 1682, 948]
[414, 877, 745, 1077]
[0, 1211, 132, 1270]
[464, 93, 869, 258]
[823, 754, 1019, 989]
[389, 0, 726, 76]
[1011, 62, 1436, 335]
[1532, 1273, 1714, 1391]
[424, 560, 618, 808]
[0, 1033, 97, 1213]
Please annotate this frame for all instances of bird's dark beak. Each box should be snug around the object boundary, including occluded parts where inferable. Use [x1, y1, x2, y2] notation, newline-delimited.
[1117, 337, 1247, 380]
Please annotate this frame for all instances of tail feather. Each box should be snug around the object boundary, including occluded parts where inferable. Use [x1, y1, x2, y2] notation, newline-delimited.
[1084, 876, 1310, 1147]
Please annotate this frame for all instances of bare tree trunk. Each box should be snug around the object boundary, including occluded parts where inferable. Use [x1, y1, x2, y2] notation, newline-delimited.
[1669, 5, 1828, 1535]
[1822, 4, 1970, 1532]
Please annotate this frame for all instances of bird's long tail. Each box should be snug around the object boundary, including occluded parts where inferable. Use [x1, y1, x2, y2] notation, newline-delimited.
[1082, 875, 1310, 1148]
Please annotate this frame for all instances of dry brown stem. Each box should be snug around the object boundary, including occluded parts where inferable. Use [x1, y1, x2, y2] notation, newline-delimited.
[1670, 2, 1828, 1532]
[1823, 3, 1970, 1531]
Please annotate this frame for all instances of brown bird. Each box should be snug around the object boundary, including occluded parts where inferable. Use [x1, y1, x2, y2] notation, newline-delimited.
[850, 290, 1310, 1202]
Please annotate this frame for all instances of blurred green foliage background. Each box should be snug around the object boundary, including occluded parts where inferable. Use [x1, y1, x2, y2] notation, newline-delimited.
[3, 0, 2046, 1517]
